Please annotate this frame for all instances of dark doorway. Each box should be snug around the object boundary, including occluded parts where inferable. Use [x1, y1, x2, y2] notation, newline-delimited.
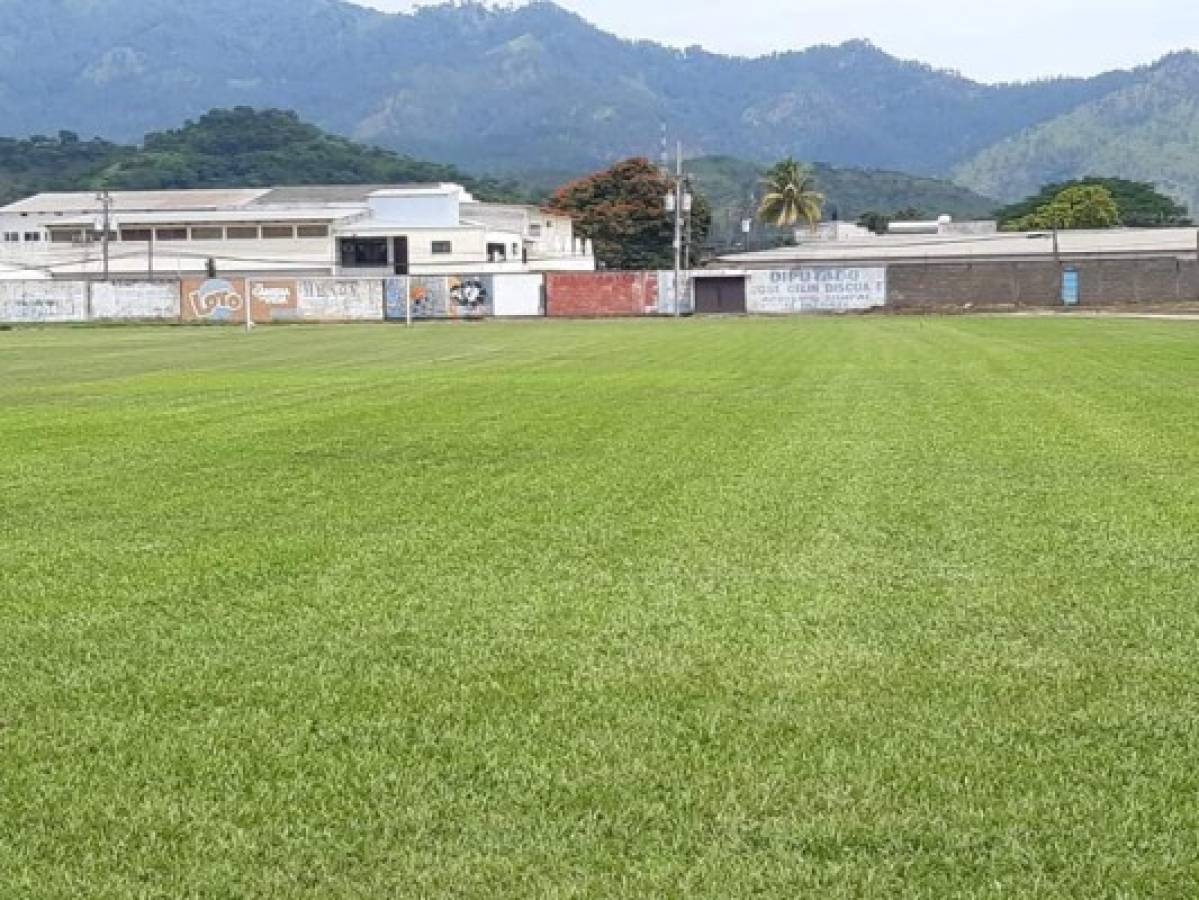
[693, 277, 747, 314]
[393, 237, 410, 276]
[339, 237, 389, 269]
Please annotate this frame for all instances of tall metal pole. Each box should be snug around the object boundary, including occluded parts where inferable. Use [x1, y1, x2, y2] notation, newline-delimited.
[673, 141, 683, 318]
[97, 190, 111, 281]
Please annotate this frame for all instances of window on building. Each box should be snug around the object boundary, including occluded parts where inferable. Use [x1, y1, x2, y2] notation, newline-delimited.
[121, 228, 152, 242]
[296, 224, 330, 238]
[190, 226, 224, 241]
[528, 223, 542, 237]
[156, 228, 187, 241]
[432, 240, 453, 255]
[339, 237, 389, 268]
[3, 232, 18, 243]
[262, 225, 295, 239]
[226, 226, 259, 240]
[50, 230, 82, 243]
[486, 242, 507, 262]
[23, 233, 40, 243]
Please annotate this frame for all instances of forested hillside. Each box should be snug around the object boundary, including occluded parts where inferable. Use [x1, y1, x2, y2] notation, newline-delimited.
[0, 0, 1135, 174]
[0, 109, 524, 205]
[955, 53, 1199, 212]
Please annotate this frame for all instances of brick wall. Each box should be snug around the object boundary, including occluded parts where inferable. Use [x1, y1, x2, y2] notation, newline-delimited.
[545, 272, 659, 317]
[887, 258, 1199, 310]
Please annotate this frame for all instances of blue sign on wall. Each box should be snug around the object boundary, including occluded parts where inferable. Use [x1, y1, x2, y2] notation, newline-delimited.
[1062, 268, 1080, 306]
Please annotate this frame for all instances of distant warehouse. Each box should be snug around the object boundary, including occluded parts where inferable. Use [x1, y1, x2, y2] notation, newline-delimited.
[0, 184, 595, 280]
[697, 226, 1199, 312]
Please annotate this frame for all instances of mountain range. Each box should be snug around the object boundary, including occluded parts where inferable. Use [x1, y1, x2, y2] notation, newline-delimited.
[1, 0, 1197, 212]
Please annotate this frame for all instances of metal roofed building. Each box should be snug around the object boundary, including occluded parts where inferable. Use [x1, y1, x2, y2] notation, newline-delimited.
[0, 184, 595, 279]
[714, 227, 1199, 269]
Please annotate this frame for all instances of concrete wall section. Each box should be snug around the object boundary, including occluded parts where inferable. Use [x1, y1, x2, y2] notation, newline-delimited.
[383, 277, 410, 321]
[90, 281, 180, 320]
[297, 279, 383, 321]
[492, 274, 544, 317]
[0, 281, 87, 323]
[886, 258, 1199, 310]
[545, 272, 658, 317]
[656, 272, 694, 315]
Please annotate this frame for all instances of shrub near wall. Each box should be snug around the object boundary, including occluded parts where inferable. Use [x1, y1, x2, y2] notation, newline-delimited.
[545, 272, 659, 317]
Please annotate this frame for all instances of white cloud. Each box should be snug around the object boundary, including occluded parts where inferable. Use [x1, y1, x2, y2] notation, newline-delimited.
[355, 0, 1199, 82]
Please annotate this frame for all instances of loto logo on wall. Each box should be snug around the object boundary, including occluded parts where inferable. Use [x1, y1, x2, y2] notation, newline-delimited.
[188, 278, 245, 321]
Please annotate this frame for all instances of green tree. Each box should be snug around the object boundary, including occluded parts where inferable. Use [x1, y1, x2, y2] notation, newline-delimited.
[857, 211, 891, 234]
[548, 158, 711, 270]
[1006, 184, 1121, 231]
[757, 158, 824, 230]
[997, 177, 1190, 228]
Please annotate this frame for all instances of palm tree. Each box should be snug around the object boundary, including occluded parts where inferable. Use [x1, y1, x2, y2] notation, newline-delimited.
[757, 158, 824, 231]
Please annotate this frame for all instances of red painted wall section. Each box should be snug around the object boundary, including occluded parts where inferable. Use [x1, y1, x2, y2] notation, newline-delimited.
[545, 273, 659, 317]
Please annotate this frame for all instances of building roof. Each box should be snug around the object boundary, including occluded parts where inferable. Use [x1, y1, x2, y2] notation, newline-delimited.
[1, 184, 464, 216]
[715, 228, 1199, 267]
[50, 208, 364, 227]
[1, 189, 270, 215]
[252, 185, 401, 205]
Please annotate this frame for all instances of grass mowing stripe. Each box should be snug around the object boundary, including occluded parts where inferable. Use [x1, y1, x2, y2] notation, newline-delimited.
[1, 319, 1197, 897]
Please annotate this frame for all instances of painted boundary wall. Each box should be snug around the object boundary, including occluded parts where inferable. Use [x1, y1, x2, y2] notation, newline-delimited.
[0, 281, 177, 323]
[745, 268, 887, 314]
[887, 258, 1199, 309]
[0, 281, 88, 323]
[5, 259, 1198, 325]
[383, 275, 546, 320]
[91, 281, 180, 321]
[245, 278, 384, 323]
[545, 272, 659, 317]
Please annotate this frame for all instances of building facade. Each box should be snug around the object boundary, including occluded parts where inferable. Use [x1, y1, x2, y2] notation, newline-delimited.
[0, 184, 595, 280]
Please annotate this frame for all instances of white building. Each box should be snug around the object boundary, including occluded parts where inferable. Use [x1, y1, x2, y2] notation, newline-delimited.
[0, 184, 595, 279]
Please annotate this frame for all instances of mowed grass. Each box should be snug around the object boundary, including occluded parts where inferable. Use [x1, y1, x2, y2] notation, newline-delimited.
[1, 317, 1197, 898]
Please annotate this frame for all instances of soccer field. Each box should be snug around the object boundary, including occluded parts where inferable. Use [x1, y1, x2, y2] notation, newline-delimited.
[2, 318, 1197, 897]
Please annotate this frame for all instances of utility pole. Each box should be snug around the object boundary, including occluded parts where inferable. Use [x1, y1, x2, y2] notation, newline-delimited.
[672, 142, 684, 317]
[96, 190, 112, 281]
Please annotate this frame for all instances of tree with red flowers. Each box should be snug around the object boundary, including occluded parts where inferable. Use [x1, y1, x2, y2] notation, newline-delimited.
[549, 157, 710, 271]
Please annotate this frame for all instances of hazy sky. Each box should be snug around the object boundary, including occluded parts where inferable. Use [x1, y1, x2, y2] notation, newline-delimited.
[356, 0, 1197, 83]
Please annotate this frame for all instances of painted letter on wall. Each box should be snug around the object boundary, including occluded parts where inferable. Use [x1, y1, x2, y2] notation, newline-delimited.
[0, 281, 87, 323]
[747, 268, 886, 313]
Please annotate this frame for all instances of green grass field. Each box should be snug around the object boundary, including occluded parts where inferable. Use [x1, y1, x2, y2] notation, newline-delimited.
[2, 318, 1197, 898]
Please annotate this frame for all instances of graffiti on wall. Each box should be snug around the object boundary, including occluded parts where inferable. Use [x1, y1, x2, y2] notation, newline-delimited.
[448, 276, 493, 318]
[408, 277, 450, 318]
[0, 281, 87, 323]
[384, 277, 409, 320]
[90, 282, 179, 320]
[298, 279, 382, 320]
